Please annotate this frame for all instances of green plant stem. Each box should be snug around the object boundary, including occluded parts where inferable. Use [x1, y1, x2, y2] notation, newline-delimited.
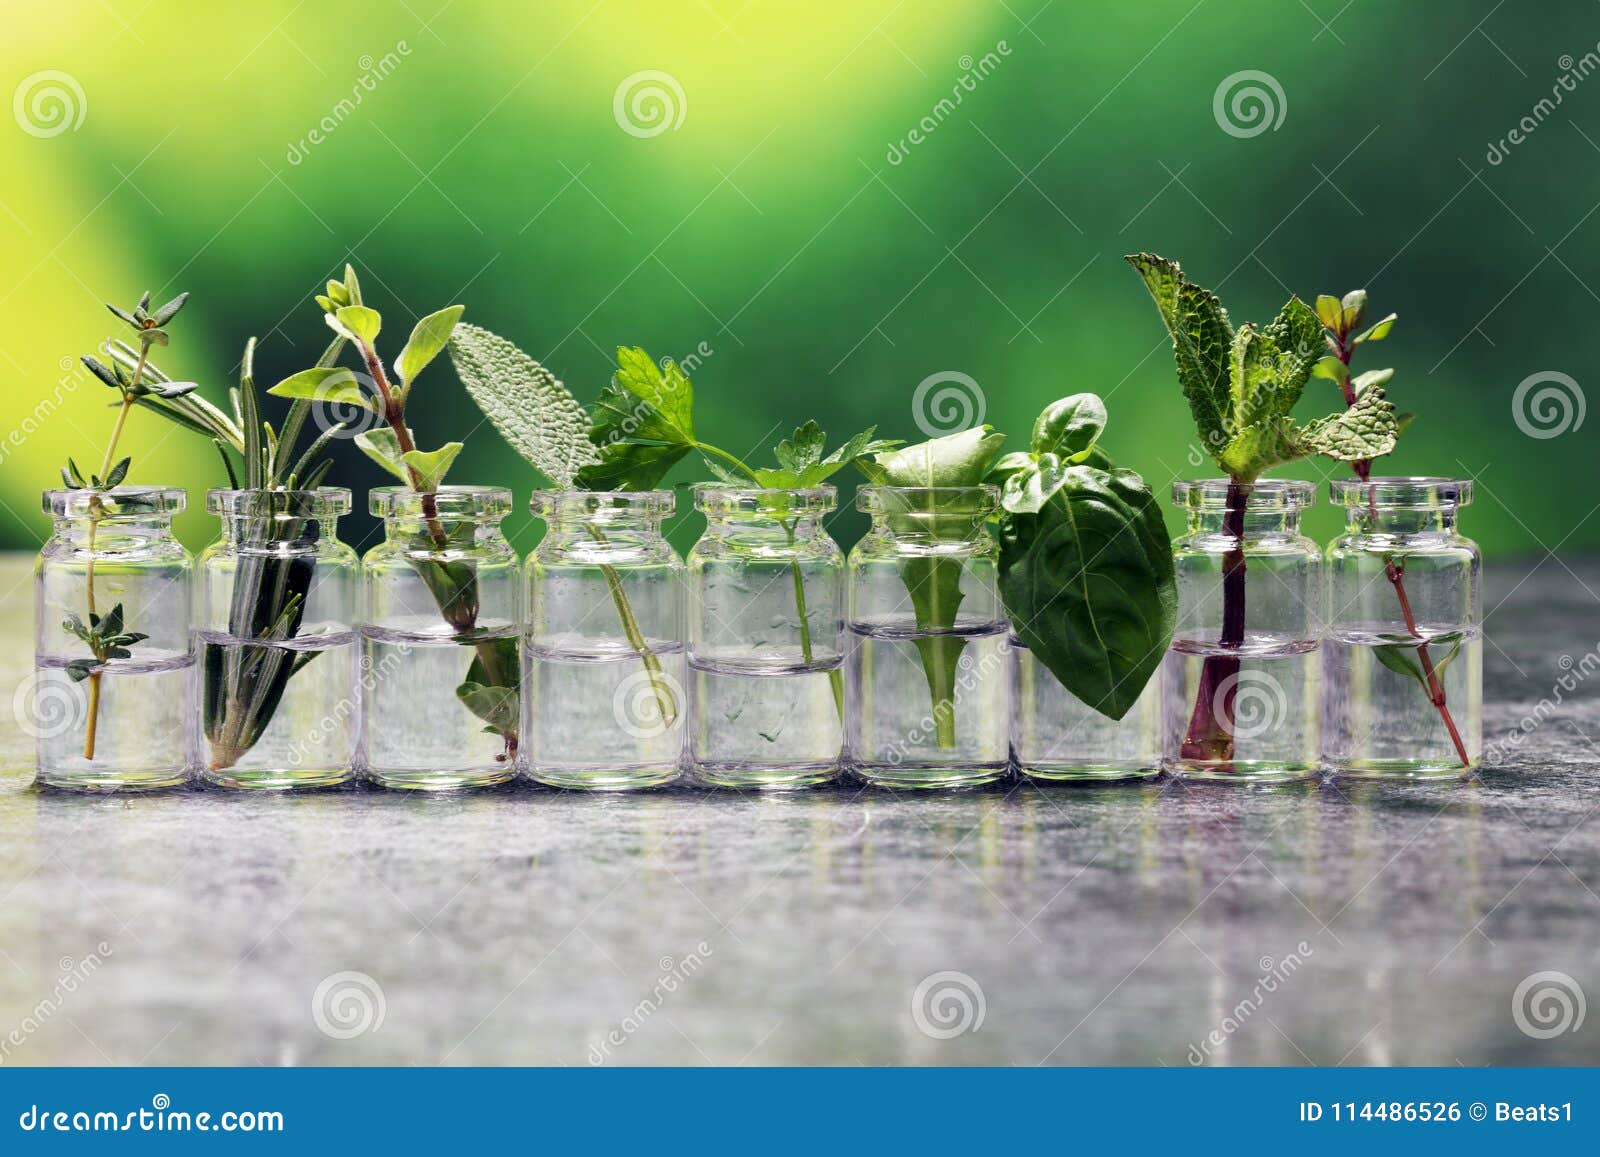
[585, 524, 677, 728]
[366, 337, 517, 758]
[784, 518, 843, 719]
[1334, 335, 1468, 768]
[80, 347, 145, 761]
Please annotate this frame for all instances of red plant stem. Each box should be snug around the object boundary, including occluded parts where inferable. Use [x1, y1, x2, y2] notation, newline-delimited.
[1181, 479, 1249, 764]
[1337, 338, 1469, 767]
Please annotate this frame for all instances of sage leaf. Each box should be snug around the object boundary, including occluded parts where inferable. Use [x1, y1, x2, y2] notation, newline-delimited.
[998, 463, 1176, 720]
[447, 322, 599, 488]
[397, 304, 464, 389]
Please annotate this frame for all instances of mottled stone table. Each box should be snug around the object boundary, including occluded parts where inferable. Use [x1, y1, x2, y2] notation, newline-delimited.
[0, 554, 1595, 1066]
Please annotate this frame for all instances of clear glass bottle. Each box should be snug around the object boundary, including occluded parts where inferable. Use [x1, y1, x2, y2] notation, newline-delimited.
[1012, 641, 1161, 782]
[525, 490, 685, 791]
[359, 486, 521, 790]
[1324, 477, 1481, 779]
[195, 488, 359, 789]
[688, 485, 844, 789]
[33, 487, 192, 790]
[848, 485, 1009, 788]
[1163, 479, 1320, 782]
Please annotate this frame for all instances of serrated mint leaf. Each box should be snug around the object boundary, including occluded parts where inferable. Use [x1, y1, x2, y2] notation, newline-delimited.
[1296, 386, 1398, 461]
[447, 322, 599, 488]
[1217, 418, 1303, 479]
[1125, 253, 1233, 451]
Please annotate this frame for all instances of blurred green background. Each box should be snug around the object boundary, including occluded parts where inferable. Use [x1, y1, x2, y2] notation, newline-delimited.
[2, 0, 1593, 557]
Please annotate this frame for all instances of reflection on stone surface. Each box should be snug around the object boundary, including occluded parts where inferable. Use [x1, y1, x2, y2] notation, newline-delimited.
[0, 557, 1595, 1065]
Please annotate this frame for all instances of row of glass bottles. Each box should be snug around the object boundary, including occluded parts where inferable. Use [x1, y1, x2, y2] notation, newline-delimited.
[33, 475, 1480, 791]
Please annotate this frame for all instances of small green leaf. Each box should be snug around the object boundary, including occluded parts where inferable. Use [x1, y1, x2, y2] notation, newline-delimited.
[150, 292, 189, 326]
[1339, 289, 1367, 332]
[65, 661, 95, 682]
[773, 420, 827, 473]
[355, 428, 413, 483]
[138, 327, 169, 347]
[328, 305, 382, 346]
[396, 305, 465, 388]
[1312, 356, 1346, 382]
[63, 458, 86, 488]
[103, 457, 131, 489]
[402, 442, 463, 491]
[588, 347, 697, 448]
[1372, 630, 1464, 690]
[1314, 294, 1343, 330]
[1350, 368, 1394, 396]
[1030, 393, 1106, 459]
[1353, 313, 1396, 344]
[81, 356, 120, 390]
[267, 367, 377, 411]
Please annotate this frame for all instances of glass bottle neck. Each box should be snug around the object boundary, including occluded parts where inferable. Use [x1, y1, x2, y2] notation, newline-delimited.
[866, 511, 990, 549]
[1186, 510, 1306, 537]
[382, 514, 507, 548]
[701, 512, 826, 544]
[52, 514, 176, 550]
[218, 514, 339, 546]
[1344, 506, 1458, 535]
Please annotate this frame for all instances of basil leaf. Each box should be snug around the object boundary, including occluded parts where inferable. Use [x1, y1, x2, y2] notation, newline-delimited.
[1372, 630, 1464, 690]
[997, 463, 1176, 720]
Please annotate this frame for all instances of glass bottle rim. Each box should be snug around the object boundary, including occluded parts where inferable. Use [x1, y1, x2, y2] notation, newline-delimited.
[1328, 475, 1474, 509]
[693, 483, 836, 517]
[1171, 478, 1315, 512]
[43, 486, 185, 519]
[856, 484, 1000, 517]
[207, 487, 351, 518]
[370, 485, 512, 519]
[529, 489, 677, 519]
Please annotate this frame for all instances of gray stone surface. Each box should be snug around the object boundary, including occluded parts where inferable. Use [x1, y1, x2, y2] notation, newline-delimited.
[0, 553, 1596, 1066]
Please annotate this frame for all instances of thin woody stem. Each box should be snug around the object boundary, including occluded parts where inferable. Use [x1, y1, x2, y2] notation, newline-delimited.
[1335, 330, 1469, 767]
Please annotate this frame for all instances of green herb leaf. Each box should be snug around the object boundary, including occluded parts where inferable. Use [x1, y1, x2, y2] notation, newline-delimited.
[1372, 630, 1464, 690]
[1030, 394, 1106, 460]
[1340, 289, 1367, 332]
[1295, 386, 1399, 461]
[1314, 294, 1344, 331]
[1350, 367, 1394, 396]
[750, 422, 896, 488]
[103, 456, 131, 489]
[1125, 253, 1234, 452]
[402, 442, 463, 491]
[588, 347, 696, 448]
[355, 428, 414, 482]
[328, 305, 382, 346]
[266, 366, 377, 411]
[860, 426, 1006, 488]
[1353, 313, 1396, 344]
[998, 461, 1175, 720]
[576, 441, 689, 491]
[447, 322, 600, 488]
[456, 635, 522, 734]
[396, 305, 464, 389]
